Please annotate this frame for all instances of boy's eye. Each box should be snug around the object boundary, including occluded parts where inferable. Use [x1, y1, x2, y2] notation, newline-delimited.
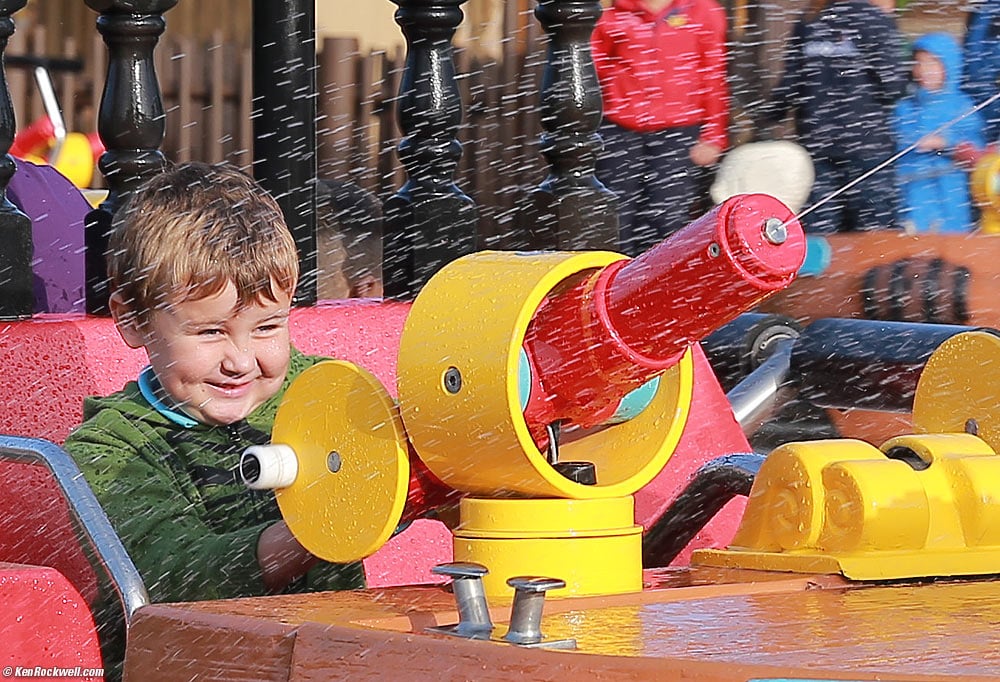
[197, 328, 224, 336]
[256, 323, 283, 334]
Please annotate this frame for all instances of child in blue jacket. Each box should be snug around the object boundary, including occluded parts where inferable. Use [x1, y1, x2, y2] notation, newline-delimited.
[893, 32, 985, 233]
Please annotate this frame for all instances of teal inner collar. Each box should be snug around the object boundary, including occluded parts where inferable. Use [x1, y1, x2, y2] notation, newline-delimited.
[138, 366, 200, 428]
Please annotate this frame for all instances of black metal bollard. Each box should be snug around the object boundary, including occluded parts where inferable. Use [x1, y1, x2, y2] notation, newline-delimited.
[0, 0, 32, 320]
[383, 0, 478, 301]
[84, 0, 176, 315]
[252, 0, 318, 307]
[517, 0, 617, 251]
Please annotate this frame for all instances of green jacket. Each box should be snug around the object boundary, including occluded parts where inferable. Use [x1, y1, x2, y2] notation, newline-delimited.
[64, 348, 365, 603]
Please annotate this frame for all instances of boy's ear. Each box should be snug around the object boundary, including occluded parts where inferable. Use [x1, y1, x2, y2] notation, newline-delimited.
[109, 292, 146, 349]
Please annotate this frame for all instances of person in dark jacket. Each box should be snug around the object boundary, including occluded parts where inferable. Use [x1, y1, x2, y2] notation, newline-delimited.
[592, 0, 730, 255]
[894, 32, 985, 233]
[963, 2, 1000, 142]
[64, 162, 365, 603]
[756, 0, 907, 233]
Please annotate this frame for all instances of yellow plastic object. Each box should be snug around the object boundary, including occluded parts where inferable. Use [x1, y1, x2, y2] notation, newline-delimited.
[397, 250, 694, 500]
[51, 132, 95, 189]
[971, 152, 1000, 233]
[693, 434, 1000, 580]
[271, 360, 410, 563]
[453, 496, 643, 599]
[82, 189, 109, 209]
[913, 330, 1000, 453]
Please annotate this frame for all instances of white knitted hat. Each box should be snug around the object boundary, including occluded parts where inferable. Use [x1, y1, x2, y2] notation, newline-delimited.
[710, 141, 815, 213]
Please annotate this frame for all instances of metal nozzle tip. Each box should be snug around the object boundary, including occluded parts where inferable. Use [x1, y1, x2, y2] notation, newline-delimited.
[763, 218, 787, 245]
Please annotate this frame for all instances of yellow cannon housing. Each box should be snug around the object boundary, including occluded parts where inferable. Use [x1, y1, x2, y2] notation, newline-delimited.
[252, 251, 695, 600]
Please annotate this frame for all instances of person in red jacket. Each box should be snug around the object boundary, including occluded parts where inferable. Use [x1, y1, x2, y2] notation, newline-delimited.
[592, 0, 730, 255]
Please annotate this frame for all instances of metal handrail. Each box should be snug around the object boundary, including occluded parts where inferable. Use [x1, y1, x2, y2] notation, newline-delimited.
[0, 435, 149, 623]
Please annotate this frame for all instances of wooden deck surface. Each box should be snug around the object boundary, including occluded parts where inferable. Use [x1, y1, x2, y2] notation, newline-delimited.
[123, 566, 1000, 681]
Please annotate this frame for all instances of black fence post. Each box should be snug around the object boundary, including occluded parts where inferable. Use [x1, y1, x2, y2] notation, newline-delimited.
[83, 0, 177, 315]
[383, 0, 477, 300]
[0, 0, 32, 320]
[252, 0, 317, 307]
[517, 0, 617, 251]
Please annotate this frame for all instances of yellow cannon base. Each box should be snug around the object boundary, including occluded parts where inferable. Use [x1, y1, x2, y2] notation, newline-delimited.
[453, 496, 643, 600]
[693, 434, 1000, 581]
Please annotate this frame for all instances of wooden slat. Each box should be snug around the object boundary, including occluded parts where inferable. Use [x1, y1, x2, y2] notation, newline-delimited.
[207, 30, 226, 163]
[88, 34, 107, 188]
[474, 59, 502, 247]
[27, 25, 47, 125]
[377, 47, 405, 200]
[354, 49, 380, 196]
[318, 36, 361, 181]
[58, 36, 77, 134]
[455, 47, 475, 193]
[7, 26, 30, 133]
[239, 46, 253, 169]
[176, 36, 195, 162]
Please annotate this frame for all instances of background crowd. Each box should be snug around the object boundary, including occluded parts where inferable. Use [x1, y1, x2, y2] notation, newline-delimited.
[591, 0, 1000, 239]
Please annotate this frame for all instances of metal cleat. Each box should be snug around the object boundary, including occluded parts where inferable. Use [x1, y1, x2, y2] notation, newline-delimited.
[426, 562, 494, 640]
[502, 576, 576, 649]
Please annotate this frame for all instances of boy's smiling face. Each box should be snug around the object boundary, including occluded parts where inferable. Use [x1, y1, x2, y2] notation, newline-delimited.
[113, 280, 293, 426]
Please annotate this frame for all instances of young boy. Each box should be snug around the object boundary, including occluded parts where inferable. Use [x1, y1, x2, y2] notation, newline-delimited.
[893, 32, 985, 233]
[63, 162, 365, 603]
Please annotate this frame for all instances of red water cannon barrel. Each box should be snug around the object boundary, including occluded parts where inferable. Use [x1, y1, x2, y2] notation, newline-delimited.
[523, 193, 805, 432]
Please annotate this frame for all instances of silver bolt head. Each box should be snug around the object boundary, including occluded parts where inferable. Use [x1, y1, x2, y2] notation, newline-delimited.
[763, 218, 787, 245]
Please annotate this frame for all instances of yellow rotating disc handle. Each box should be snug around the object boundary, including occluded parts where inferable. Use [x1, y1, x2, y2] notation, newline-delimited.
[271, 360, 410, 563]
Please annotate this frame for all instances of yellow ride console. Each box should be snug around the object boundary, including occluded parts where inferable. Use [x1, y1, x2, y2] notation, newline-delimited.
[696, 329, 1000, 580]
[972, 152, 1000, 234]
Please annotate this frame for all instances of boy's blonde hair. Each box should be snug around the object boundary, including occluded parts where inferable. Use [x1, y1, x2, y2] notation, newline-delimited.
[108, 162, 299, 319]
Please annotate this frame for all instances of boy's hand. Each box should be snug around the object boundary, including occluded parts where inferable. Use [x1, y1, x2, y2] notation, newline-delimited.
[690, 141, 722, 167]
[257, 520, 320, 593]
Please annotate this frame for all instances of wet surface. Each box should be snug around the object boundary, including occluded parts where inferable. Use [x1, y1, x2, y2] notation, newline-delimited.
[543, 577, 1000, 675]
[131, 568, 1000, 680]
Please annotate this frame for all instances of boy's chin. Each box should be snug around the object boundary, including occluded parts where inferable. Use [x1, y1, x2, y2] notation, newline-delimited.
[196, 402, 263, 427]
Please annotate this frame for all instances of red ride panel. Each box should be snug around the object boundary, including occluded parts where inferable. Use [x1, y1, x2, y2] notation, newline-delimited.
[0, 299, 750, 588]
[1, 563, 103, 679]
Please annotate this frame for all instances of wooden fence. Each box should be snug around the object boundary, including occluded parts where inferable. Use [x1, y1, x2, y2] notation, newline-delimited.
[7, 16, 556, 248]
[5, 1, 800, 249]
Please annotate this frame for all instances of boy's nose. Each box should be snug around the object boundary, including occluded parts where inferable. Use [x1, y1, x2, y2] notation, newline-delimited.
[221, 340, 256, 374]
